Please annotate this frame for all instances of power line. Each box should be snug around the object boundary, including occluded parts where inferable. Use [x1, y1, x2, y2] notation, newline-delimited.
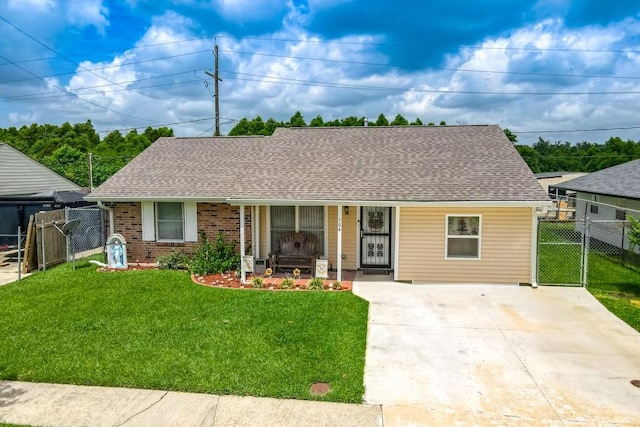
[95, 117, 214, 134]
[0, 16, 165, 101]
[0, 54, 157, 123]
[221, 71, 640, 96]
[514, 125, 640, 134]
[219, 48, 640, 81]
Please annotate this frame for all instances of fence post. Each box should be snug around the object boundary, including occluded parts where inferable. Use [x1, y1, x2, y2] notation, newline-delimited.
[41, 220, 46, 271]
[17, 226, 21, 281]
[582, 218, 590, 287]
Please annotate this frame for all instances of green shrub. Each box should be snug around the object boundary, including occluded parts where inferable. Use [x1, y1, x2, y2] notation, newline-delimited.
[332, 280, 342, 290]
[251, 277, 264, 288]
[280, 277, 295, 289]
[156, 250, 190, 270]
[306, 277, 325, 291]
[190, 232, 240, 276]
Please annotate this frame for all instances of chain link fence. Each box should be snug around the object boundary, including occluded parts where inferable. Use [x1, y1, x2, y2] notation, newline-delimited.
[537, 216, 640, 287]
[537, 218, 585, 286]
[65, 207, 105, 258]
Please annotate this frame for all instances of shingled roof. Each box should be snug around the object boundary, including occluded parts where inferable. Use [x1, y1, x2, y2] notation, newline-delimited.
[552, 159, 640, 200]
[86, 125, 549, 204]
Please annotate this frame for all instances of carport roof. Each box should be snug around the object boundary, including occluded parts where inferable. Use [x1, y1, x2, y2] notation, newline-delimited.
[86, 125, 550, 204]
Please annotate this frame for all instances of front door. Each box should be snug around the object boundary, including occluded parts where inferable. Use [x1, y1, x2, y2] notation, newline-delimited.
[360, 207, 391, 268]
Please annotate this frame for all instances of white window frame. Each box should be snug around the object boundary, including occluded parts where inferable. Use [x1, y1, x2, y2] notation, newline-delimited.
[445, 214, 482, 260]
[156, 202, 185, 242]
[141, 201, 198, 243]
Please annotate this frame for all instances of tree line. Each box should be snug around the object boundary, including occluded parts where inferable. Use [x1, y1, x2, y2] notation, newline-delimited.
[1, 114, 639, 188]
[0, 121, 173, 188]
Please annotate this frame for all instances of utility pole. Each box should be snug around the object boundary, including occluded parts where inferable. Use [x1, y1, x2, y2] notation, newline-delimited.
[205, 44, 223, 136]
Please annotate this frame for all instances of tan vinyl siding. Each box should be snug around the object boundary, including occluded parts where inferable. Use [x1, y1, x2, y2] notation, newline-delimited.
[259, 206, 268, 258]
[327, 206, 357, 270]
[342, 208, 357, 270]
[398, 207, 532, 284]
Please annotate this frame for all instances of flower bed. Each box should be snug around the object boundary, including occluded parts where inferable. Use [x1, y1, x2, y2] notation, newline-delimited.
[191, 272, 352, 291]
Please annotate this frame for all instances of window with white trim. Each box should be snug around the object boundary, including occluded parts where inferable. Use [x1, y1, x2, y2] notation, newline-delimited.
[141, 201, 198, 242]
[270, 206, 325, 255]
[156, 202, 184, 241]
[446, 215, 481, 259]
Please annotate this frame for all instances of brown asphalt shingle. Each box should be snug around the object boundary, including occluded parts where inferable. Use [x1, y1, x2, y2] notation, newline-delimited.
[86, 125, 549, 203]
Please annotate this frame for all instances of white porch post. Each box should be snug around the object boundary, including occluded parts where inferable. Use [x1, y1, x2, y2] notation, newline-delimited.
[337, 205, 343, 282]
[240, 205, 246, 284]
[255, 206, 260, 258]
[394, 206, 400, 281]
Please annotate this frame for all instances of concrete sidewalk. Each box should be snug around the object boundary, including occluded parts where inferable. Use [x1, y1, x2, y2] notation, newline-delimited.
[0, 381, 382, 427]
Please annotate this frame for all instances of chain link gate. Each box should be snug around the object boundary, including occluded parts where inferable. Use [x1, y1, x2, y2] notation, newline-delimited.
[537, 218, 585, 286]
[65, 207, 105, 259]
[537, 216, 640, 287]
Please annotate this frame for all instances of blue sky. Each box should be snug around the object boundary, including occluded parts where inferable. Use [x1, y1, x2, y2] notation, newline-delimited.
[1, 0, 639, 144]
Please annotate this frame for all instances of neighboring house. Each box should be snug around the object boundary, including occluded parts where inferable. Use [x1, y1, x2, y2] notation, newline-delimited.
[0, 143, 86, 246]
[535, 172, 587, 220]
[551, 159, 640, 252]
[86, 125, 550, 284]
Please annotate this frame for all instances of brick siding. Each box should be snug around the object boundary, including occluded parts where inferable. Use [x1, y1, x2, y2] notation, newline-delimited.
[107, 202, 251, 262]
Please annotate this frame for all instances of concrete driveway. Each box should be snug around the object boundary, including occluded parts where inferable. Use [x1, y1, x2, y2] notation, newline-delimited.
[354, 282, 640, 426]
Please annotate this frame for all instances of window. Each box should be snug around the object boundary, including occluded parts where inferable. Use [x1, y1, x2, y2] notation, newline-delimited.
[141, 201, 197, 242]
[270, 206, 325, 255]
[616, 209, 626, 220]
[446, 215, 481, 259]
[156, 202, 184, 241]
[590, 204, 599, 215]
[270, 206, 295, 248]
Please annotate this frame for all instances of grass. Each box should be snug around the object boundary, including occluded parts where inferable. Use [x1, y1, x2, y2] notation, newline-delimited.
[538, 221, 640, 331]
[0, 258, 369, 403]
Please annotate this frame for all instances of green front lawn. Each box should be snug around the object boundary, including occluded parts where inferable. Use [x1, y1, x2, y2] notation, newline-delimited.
[587, 253, 640, 332]
[0, 259, 368, 403]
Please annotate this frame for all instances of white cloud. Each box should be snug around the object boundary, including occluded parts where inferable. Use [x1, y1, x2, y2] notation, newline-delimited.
[66, 0, 109, 33]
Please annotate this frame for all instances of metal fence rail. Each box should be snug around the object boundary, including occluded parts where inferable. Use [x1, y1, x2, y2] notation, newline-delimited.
[537, 216, 640, 287]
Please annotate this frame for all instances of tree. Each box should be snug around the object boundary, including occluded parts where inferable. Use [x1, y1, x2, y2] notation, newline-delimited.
[410, 118, 423, 126]
[390, 114, 409, 126]
[375, 113, 389, 126]
[309, 115, 324, 127]
[628, 215, 640, 256]
[503, 128, 518, 143]
[439, 120, 447, 126]
[340, 116, 363, 126]
[288, 111, 306, 127]
[42, 144, 87, 186]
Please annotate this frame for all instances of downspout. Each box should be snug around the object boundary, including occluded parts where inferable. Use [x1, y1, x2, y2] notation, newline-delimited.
[97, 201, 115, 235]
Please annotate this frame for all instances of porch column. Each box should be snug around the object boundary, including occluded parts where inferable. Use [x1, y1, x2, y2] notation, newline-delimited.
[255, 206, 260, 258]
[240, 205, 246, 284]
[337, 205, 343, 282]
[394, 206, 400, 281]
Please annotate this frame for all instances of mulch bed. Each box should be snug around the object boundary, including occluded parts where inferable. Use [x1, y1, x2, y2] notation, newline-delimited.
[192, 273, 352, 291]
[95, 265, 353, 291]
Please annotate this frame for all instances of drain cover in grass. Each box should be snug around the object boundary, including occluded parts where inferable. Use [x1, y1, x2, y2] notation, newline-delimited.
[310, 382, 331, 396]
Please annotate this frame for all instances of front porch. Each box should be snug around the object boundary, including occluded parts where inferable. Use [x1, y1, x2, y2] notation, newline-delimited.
[237, 204, 397, 284]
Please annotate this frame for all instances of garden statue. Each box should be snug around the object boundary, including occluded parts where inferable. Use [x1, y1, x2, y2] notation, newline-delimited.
[112, 241, 124, 268]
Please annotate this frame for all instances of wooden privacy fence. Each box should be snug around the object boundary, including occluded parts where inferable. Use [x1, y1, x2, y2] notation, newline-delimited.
[34, 209, 66, 271]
